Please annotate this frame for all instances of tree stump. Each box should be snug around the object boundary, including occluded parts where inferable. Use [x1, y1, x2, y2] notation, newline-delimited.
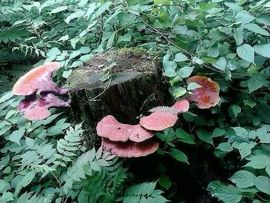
[67, 48, 172, 147]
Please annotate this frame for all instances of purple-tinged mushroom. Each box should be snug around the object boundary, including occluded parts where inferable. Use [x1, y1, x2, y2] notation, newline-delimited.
[12, 62, 68, 96]
[18, 93, 69, 121]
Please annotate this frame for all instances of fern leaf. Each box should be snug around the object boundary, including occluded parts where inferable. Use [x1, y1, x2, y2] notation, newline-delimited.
[54, 124, 84, 167]
[120, 182, 169, 203]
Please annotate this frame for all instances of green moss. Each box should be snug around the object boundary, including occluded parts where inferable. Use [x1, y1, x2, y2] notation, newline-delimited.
[67, 48, 160, 91]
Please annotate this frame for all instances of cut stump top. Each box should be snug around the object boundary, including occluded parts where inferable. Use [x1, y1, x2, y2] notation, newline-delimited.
[67, 48, 159, 91]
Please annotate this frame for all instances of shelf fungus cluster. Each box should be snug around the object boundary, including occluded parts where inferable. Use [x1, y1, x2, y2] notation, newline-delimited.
[97, 99, 190, 158]
[97, 75, 220, 158]
[187, 76, 220, 109]
[12, 62, 69, 121]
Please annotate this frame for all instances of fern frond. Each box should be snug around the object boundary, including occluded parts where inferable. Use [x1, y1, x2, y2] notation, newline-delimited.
[54, 124, 84, 167]
[61, 147, 112, 194]
[120, 182, 169, 203]
[0, 26, 31, 44]
[19, 143, 56, 178]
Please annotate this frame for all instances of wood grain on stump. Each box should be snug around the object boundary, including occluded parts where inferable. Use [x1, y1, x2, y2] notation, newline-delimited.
[67, 48, 171, 147]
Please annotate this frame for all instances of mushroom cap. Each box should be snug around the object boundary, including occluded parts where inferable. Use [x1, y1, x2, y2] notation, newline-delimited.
[101, 138, 159, 158]
[96, 115, 154, 142]
[12, 62, 65, 96]
[171, 99, 189, 113]
[129, 125, 154, 142]
[187, 76, 220, 109]
[18, 93, 69, 121]
[139, 111, 178, 131]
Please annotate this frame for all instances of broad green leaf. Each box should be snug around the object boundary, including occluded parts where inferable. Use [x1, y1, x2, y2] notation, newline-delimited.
[254, 176, 270, 195]
[169, 148, 189, 164]
[175, 128, 195, 144]
[257, 15, 270, 26]
[245, 154, 270, 169]
[208, 181, 242, 203]
[237, 142, 254, 159]
[216, 143, 233, 152]
[163, 61, 177, 77]
[247, 74, 268, 93]
[213, 57, 227, 71]
[235, 11, 255, 24]
[7, 128, 25, 145]
[169, 86, 187, 98]
[174, 53, 188, 62]
[197, 129, 213, 145]
[212, 128, 226, 138]
[253, 43, 270, 58]
[230, 170, 256, 188]
[233, 28, 243, 45]
[244, 23, 270, 36]
[237, 44, 254, 63]
[207, 46, 219, 58]
[47, 47, 61, 58]
[158, 174, 172, 190]
[187, 82, 201, 91]
[232, 127, 249, 138]
[176, 66, 194, 78]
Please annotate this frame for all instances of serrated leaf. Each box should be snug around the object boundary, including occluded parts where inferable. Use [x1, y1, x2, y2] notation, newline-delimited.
[7, 128, 25, 145]
[208, 181, 242, 203]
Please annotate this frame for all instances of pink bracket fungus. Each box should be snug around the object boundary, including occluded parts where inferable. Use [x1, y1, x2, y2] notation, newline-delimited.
[101, 138, 159, 158]
[96, 115, 158, 158]
[12, 62, 70, 121]
[96, 115, 154, 142]
[187, 75, 220, 109]
[139, 111, 178, 131]
[149, 99, 190, 115]
[171, 99, 190, 113]
[18, 93, 70, 121]
[12, 62, 68, 96]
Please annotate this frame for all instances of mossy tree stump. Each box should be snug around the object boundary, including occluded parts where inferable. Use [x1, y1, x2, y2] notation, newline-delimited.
[67, 48, 172, 147]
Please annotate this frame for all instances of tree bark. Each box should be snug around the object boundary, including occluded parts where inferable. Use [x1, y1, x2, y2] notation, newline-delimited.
[67, 48, 172, 147]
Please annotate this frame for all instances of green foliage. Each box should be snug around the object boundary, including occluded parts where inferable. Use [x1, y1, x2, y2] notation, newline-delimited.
[120, 182, 168, 203]
[1, 0, 270, 202]
[0, 92, 127, 202]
